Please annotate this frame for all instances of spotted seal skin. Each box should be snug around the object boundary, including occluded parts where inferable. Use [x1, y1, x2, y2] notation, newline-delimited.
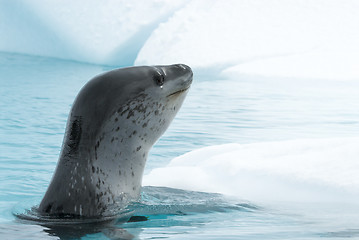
[38, 64, 193, 217]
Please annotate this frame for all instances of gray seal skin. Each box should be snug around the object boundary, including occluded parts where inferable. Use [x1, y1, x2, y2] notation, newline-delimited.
[38, 64, 193, 218]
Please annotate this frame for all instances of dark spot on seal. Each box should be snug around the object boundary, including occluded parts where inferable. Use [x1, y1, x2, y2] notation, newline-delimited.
[111, 137, 114, 143]
[116, 126, 120, 131]
[45, 204, 53, 213]
[142, 123, 147, 128]
[133, 130, 137, 135]
[56, 205, 64, 212]
[115, 117, 118, 122]
[92, 166, 95, 173]
[119, 170, 121, 175]
[154, 110, 159, 115]
[120, 107, 130, 116]
[132, 171, 135, 177]
[127, 110, 134, 119]
[136, 146, 141, 151]
[143, 112, 150, 120]
[134, 104, 146, 113]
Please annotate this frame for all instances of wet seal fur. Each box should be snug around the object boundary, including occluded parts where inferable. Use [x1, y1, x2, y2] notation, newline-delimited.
[39, 64, 193, 218]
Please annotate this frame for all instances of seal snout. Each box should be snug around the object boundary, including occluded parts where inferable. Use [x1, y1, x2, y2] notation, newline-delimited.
[180, 64, 193, 88]
[164, 64, 193, 97]
[173, 64, 193, 78]
[171, 64, 193, 86]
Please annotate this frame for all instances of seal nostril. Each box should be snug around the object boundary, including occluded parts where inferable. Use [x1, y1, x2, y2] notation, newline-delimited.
[176, 64, 190, 71]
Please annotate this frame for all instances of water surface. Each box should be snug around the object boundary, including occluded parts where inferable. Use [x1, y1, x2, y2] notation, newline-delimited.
[1, 52, 359, 239]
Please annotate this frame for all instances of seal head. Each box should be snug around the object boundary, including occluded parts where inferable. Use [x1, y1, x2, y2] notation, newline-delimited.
[39, 64, 193, 217]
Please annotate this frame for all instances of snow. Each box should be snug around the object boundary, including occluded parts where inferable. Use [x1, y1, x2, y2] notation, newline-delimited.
[143, 138, 359, 203]
[224, 47, 359, 81]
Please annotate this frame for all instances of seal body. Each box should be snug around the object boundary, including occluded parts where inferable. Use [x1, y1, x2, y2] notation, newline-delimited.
[39, 64, 193, 217]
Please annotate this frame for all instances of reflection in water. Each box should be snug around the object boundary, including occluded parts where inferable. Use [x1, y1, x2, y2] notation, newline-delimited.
[13, 187, 256, 239]
[42, 222, 135, 240]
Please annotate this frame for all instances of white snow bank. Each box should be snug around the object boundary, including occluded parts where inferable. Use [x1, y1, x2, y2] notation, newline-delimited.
[224, 47, 359, 81]
[144, 138, 359, 203]
[136, 0, 359, 80]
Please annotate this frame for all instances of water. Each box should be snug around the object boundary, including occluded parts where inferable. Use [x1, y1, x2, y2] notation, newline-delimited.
[1, 51, 359, 239]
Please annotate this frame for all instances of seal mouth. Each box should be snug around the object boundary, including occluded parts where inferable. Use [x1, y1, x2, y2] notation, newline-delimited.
[167, 85, 191, 97]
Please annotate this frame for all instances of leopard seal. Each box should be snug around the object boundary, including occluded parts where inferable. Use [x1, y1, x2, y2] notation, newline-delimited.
[38, 64, 193, 218]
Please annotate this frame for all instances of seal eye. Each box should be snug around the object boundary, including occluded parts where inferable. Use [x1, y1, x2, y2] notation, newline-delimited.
[154, 73, 164, 86]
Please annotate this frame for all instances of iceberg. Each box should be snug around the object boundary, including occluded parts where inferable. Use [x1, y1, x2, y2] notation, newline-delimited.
[1, 0, 359, 80]
[0, 0, 187, 66]
[136, 0, 359, 80]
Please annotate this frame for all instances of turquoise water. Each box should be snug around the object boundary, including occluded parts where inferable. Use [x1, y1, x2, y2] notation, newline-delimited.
[1, 51, 359, 239]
